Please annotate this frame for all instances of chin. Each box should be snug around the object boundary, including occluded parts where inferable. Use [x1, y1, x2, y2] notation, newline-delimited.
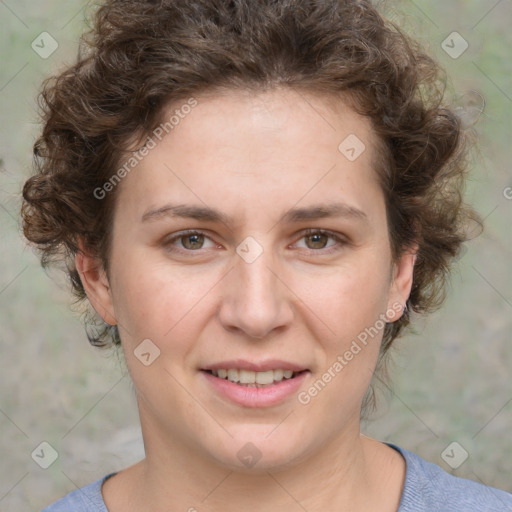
[203, 426, 313, 473]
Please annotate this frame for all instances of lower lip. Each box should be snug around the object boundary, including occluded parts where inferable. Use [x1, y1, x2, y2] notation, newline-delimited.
[201, 371, 309, 408]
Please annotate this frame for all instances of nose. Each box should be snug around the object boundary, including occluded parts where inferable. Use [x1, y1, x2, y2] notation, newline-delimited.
[218, 245, 294, 340]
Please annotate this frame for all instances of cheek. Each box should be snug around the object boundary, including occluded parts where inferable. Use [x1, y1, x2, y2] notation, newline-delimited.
[296, 268, 388, 412]
[110, 255, 219, 346]
[291, 261, 392, 404]
[110, 231, 392, 347]
[298, 259, 391, 335]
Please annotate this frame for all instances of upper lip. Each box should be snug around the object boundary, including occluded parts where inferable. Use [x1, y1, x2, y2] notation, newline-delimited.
[202, 359, 309, 372]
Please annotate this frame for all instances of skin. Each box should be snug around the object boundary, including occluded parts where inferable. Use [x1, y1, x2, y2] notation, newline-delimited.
[77, 87, 416, 512]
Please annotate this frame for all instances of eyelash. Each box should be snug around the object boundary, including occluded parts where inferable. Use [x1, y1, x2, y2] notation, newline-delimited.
[163, 229, 347, 256]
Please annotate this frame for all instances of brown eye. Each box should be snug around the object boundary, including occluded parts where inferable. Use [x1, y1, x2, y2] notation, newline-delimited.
[294, 229, 346, 254]
[305, 232, 329, 249]
[180, 233, 205, 250]
[163, 230, 217, 253]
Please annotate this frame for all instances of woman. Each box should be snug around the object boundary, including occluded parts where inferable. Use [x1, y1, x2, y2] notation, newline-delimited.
[22, 0, 512, 510]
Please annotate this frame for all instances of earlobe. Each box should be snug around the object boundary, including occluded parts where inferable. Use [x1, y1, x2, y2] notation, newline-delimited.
[75, 241, 117, 326]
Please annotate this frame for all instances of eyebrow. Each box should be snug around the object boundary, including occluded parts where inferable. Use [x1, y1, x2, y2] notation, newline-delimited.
[141, 202, 368, 226]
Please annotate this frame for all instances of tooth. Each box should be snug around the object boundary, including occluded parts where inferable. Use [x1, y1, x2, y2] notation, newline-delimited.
[227, 369, 240, 382]
[218, 368, 299, 384]
[239, 370, 256, 384]
[256, 370, 274, 385]
[273, 369, 284, 381]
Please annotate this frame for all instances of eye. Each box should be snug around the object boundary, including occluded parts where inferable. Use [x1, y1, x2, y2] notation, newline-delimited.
[294, 229, 346, 253]
[163, 228, 347, 255]
[164, 230, 218, 252]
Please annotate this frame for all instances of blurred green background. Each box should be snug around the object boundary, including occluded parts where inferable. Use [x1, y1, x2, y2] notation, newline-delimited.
[0, 0, 511, 509]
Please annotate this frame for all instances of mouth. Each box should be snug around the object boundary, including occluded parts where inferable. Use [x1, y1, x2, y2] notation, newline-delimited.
[202, 368, 308, 387]
[200, 362, 310, 407]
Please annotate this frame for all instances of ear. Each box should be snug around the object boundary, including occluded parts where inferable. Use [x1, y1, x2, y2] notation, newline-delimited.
[75, 239, 117, 326]
[387, 245, 417, 322]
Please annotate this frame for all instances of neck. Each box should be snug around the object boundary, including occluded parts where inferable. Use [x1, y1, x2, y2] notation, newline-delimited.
[115, 417, 402, 512]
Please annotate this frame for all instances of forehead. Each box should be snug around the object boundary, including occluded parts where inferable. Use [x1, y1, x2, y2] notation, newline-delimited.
[113, 87, 384, 227]
[159, 87, 377, 161]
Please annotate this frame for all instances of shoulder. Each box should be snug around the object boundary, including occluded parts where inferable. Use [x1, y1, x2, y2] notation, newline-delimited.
[387, 444, 512, 512]
[40, 473, 115, 512]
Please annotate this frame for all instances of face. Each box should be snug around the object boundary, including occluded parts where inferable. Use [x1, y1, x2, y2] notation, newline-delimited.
[78, 87, 414, 472]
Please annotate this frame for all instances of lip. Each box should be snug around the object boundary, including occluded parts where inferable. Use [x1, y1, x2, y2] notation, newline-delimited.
[202, 359, 308, 372]
[201, 369, 309, 408]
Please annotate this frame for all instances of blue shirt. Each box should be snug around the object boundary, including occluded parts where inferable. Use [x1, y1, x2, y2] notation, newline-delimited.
[41, 444, 512, 511]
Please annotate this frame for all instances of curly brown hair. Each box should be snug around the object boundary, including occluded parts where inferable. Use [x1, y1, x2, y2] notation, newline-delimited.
[21, 0, 478, 387]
